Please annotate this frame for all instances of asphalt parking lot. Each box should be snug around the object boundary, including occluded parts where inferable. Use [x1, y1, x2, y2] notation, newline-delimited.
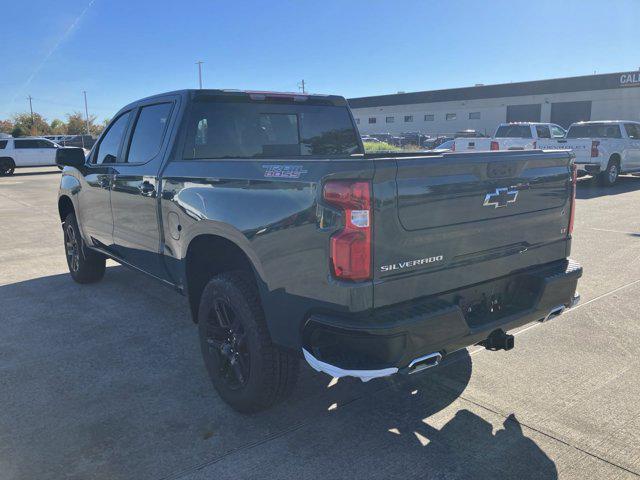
[1, 167, 640, 480]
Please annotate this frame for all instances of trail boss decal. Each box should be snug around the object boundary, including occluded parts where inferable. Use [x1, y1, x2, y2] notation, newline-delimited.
[381, 255, 444, 272]
[262, 164, 308, 179]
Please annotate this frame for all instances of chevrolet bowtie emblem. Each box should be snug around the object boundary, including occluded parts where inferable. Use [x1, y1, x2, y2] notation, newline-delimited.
[484, 187, 518, 208]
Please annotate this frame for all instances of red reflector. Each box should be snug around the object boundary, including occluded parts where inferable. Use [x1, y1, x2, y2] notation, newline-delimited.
[591, 140, 600, 158]
[568, 163, 577, 235]
[323, 181, 371, 281]
[451, 142, 456, 152]
[490, 141, 499, 151]
[533, 141, 537, 149]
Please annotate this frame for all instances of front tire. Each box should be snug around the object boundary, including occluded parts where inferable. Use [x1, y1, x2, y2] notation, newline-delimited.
[599, 158, 619, 186]
[198, 272, 299, 413]
[0, 157, 15, 176]
[63, 213, 106, 283]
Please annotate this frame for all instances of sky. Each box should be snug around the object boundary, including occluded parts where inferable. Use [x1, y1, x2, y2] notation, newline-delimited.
[1, 0, 638, 122]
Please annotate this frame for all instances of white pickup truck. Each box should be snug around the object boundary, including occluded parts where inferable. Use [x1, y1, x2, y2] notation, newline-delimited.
[539, 121, 640, 186]
[454, 123, 567, 152]
[0, 137, 61, 175]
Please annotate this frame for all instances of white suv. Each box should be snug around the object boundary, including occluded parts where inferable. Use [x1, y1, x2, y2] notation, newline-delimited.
[0, 137, 61, 175]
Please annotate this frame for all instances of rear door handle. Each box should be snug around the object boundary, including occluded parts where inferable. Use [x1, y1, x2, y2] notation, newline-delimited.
[139, 181, 155, 196]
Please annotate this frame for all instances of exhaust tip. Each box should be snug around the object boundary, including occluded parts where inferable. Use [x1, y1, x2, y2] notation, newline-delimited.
[406, 352, 442, 375]
[542, 305, 566, 322]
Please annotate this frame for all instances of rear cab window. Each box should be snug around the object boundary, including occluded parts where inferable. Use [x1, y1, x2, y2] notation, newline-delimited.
[566, 123, 622, 139]
[494, 125, 532, 138]
[183, 95, 362, 159]
[535, 125, 551, 139]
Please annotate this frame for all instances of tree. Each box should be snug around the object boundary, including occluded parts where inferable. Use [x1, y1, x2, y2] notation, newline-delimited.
[50, 119, 67, 135]
[66, 112, 89, 135]
[12, 112, 51, 136]
[0, 119, 14, 135]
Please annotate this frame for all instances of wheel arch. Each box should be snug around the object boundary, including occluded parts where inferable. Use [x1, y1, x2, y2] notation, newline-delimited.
[184, 234, 264, 324]
[58, 195, 75, 222]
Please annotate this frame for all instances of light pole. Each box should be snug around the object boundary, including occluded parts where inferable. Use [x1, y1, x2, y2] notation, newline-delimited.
[196, 61, 204, 89]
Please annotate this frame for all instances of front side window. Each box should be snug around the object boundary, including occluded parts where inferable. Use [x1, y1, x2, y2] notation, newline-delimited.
[404, 115, 413, 123]
[183, 99, 361, 159]
[624, 124, 640, 140]
[446, 113, 456, 121]
[14, 139, 40, 149]
[125, 103, 172, 163]
[93, 112, 131, 164]
[551, 125, 566, 138]
[535, 125, 551, 138]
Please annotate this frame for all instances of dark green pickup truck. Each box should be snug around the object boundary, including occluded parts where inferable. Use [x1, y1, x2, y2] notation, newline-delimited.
[56, 89, 581, 412]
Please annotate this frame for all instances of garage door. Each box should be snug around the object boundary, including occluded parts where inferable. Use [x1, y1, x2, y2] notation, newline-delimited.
[550, 101, 592, 129]
[506, 104, 541, 123]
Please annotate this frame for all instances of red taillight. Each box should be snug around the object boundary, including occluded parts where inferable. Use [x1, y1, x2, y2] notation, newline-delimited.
[490, 141, 499, 151]
[568, 163, 577, 235]
[591, 140, 600, 158]
[323, 181, 371, 281]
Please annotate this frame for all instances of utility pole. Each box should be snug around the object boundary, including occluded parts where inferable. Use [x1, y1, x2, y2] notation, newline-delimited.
[27, 95, 35, 135]
[82, 91, 90, 149]
[196, 61, 204, 89]
[83, 91, 90, 134]
[298, 79, 306, 94]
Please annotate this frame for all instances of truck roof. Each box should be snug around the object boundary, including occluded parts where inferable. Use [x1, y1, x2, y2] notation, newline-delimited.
[125, 89, 348, 110]
[570, 120, 639, 125]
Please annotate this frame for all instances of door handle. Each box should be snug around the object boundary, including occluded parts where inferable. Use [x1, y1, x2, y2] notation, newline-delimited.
[138, 181, 156, 197]
[98, 176, 111, 189]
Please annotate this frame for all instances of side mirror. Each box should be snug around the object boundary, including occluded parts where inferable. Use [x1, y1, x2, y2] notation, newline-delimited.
[56, 147, 86, 168]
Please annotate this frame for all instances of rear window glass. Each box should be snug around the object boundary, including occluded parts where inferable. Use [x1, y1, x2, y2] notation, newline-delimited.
[495, 125, 532, 138]
[183, 99, 362, 159]
[566, 124, 622, 139]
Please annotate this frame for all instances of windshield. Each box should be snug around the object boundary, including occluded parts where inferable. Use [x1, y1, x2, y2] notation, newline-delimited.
[184, 99, 362, 159]
[566, 123, 622, 139]
[495, 125, 532, 138]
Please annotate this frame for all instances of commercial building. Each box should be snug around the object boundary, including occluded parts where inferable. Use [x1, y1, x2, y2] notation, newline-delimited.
[349, 70, 640, 136]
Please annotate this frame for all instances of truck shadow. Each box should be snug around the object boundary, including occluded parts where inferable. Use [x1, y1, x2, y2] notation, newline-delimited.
[4, 168, 61, 177]
[0, 265, 557, 479]
[576, 175, 640, 199]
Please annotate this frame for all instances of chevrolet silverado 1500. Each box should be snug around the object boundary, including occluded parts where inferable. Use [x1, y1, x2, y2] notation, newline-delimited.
[56, 89, 581, 412]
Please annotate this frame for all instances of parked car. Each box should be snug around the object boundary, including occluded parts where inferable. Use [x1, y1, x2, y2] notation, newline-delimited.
[361, 136, 381, 143]
[0, 136, 61, 175]
[431, 139, 455, 152]
[56, 89, 581, 412]
[454, 122, 566, 152]
[423, 136, 453, 149]
[57, 134, 96, 149]
[540, 121, 640, 186]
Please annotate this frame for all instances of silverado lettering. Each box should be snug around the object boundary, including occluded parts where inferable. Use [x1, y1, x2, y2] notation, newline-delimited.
[381, 256, 444, 271]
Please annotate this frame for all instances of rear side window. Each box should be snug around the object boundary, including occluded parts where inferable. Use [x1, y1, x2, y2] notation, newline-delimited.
[495, 125, 532, 138]
[14, 139, 40, 149]
[93, 112, 131, 164]
[125, 103, 172, 163]
[551, 125, 566, 138]
[535, 125, 551, 138]
[0, 140, 7, 149]
[183, 100, 362, 159]
[566, 123, 622, 139]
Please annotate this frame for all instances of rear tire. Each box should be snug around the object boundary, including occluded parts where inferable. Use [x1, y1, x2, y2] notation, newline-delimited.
[198, 272, 299, 413]
[0, 157, 15, 176]
[599, 158, 619, 186]
[63, 213, 106, 283]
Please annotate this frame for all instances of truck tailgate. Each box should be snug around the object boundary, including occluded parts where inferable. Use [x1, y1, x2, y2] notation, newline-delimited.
[372, 150, 573, 308]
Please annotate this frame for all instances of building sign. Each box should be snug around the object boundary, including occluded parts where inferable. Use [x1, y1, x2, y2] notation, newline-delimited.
[620, 72, 640, 87]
